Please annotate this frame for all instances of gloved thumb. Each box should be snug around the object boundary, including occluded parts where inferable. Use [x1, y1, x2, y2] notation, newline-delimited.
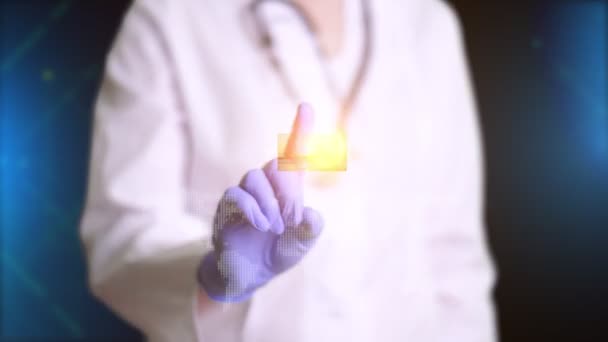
[272, 207, 324, 272]
[293, 206, 323, 245]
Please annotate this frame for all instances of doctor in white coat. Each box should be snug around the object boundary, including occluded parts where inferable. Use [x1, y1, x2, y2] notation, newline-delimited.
[80, 0, 498, 341]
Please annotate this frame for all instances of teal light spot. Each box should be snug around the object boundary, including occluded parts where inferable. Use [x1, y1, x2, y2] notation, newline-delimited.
[42, 69, 55, 82]
[50, 0, 73, 21]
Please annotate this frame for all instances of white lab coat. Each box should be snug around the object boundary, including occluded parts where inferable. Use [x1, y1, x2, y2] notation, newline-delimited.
[80, 0, 497, 341]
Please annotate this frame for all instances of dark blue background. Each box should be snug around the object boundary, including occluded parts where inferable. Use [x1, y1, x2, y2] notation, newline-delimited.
[1, 1, 606, 341]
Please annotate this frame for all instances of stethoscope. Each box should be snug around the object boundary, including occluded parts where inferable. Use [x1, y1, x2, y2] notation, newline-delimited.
[248, 0, 373, 129]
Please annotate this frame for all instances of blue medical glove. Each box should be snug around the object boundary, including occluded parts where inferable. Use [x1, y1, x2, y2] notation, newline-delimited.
[198, 103, 324, 302]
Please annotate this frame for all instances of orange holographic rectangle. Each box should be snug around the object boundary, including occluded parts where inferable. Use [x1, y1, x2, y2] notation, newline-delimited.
[277, 133, 348, 171]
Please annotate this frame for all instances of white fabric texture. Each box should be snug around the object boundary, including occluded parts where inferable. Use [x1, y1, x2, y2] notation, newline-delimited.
[80, 0, 498, 341]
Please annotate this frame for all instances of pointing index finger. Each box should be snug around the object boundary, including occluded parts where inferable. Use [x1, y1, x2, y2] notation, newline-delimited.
[284, 103, 315, 159]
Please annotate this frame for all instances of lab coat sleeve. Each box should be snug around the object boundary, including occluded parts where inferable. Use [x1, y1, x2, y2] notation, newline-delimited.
[423, 2, 498, 341]
[80, 1, 212, 340]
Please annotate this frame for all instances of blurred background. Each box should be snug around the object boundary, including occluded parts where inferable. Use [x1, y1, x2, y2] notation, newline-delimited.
[0, 0, 606, 341]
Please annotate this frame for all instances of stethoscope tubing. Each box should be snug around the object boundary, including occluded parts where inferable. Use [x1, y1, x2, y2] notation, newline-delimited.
[248, 0, 373, 128]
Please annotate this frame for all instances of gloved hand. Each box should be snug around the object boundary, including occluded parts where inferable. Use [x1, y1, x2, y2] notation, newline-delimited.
[198, 103, 324, 302]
